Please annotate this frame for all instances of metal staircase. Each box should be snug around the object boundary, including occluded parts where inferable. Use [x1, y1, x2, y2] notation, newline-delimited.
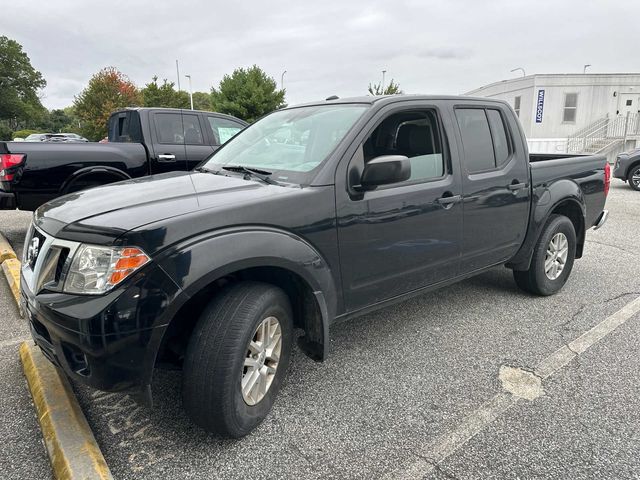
[568, 113, 640, 153]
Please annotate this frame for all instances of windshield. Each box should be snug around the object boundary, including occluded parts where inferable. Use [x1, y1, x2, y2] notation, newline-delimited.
[203, 104, 368, 183]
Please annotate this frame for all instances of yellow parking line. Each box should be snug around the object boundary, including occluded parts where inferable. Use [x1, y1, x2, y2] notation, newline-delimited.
[2, 258, 22, 312]
[20, 343, 113, 480]
[0, 233, 17, 263]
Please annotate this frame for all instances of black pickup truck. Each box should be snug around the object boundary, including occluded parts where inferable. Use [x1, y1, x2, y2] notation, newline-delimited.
[0, 108, 247, 210]
[21, 95, 609, 438]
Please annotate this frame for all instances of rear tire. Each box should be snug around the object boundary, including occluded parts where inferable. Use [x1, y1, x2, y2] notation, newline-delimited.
[627, 165, 640, 191]
[513, 214, 576, 296]
[182, 281, 293, 438]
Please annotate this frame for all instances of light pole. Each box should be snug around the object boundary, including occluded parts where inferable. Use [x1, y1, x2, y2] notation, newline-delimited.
[510, 67, 526, 77]
[381, 70, 387, 92]
[185, 74, 193, 110]
[281, 70, 287, 91]
[583, 64, 592, 74]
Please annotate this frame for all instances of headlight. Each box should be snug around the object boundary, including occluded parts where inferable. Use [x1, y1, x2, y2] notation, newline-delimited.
[64, 245, 150, 295]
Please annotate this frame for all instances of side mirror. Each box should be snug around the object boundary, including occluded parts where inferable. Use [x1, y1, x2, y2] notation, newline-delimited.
[356, 155, 411, 191]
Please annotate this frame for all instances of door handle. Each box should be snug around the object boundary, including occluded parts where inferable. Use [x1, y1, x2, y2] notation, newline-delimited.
[158, 154, 176, 162]
[436, 194, 462, 208]
[508, 182, 527, 191]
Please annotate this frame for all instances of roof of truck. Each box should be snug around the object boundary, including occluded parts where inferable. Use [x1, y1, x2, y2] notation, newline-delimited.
[109, 107, 248, 124]
[293, 94, 510, 108]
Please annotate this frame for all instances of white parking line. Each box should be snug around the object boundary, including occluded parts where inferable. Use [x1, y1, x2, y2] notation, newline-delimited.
[386, 295, 640, 479]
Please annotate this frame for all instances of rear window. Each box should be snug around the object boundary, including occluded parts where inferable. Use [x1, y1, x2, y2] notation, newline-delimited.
[108, 111, 142, 143]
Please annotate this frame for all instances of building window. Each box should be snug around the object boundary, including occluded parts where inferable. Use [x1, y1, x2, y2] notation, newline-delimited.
[514, 96, 521, 118]
[626, 99, 633, 106]
[563, 93, 578, 123]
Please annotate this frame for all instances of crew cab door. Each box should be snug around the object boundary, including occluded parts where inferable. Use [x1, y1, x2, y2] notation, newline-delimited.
[149, 111, 189, 173]
[452, 105, 530, 273]
[336, 103, 463, 311]
[183, 113, 216, 170]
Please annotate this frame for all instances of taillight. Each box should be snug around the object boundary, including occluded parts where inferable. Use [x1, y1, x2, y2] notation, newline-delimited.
[0, 154, 25, 181]
[604, 162, 611, 197]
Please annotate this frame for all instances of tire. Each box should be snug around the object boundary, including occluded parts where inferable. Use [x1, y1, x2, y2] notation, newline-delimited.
[182, 281, 293, 437]
[513, 214, 576, 296]
[628, 164, 640, 191]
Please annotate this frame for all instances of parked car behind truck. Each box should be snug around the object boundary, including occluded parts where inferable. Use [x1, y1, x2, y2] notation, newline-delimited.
[0, 108, 247, 210]
[21, 95, 609, 438]
[613, 147, 640, 191]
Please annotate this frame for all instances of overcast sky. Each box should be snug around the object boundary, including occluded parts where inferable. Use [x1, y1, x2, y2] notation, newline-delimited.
[4, 0, 639, 110]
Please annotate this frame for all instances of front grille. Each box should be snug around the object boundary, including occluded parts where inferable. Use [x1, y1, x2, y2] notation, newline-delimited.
[27, 229, 46, 269]
[23, 224, 81, 294]
[55, 248, 69, 282]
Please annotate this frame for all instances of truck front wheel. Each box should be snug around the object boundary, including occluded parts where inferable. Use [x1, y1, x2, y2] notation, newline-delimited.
[627, 164, 640, 191]
[513, 214, 576, 296]
[182, 281, 293, 437]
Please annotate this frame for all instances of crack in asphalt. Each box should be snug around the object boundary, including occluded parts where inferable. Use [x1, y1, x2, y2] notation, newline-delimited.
[585, 238, 636, 256]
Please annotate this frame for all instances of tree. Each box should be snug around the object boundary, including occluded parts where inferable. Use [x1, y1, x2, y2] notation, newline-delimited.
[73, 67, 142, 140]
[0, 36, 47, 130]
[142, 76, 189, 109]
[211, 65, 285, 123]
[192, 91, 212, 111]
[368, 79, 403, 96]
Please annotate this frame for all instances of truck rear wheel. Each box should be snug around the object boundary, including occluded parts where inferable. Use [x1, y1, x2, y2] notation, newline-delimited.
[182, 281, 293, 438]
[513, 214, 576, 296]
[627, 165, 640, 191]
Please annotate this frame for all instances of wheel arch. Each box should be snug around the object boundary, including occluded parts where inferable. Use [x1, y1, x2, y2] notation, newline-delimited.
[150, 228, 338, 377]
[507, 182, 586, 271]
[59, 166, 131, 194]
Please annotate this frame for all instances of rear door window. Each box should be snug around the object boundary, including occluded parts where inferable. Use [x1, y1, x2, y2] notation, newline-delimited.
[206, 116, 245, 145]
[155, 113, 184, 144]
[486, 109, 510, 166]
[455, 109, 495, 173]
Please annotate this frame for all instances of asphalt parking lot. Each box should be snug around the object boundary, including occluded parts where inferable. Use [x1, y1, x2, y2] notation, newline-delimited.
[1, 181, 639, 479]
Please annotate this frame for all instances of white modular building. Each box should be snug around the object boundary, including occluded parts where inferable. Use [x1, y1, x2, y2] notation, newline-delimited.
[465, 73, 640, 158]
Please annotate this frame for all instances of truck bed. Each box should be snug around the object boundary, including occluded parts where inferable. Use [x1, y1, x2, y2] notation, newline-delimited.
[529, 152, 608, 230]
[0, 141, 148, 210]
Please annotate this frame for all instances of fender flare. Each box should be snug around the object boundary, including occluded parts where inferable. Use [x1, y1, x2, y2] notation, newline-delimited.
[152, 226, 338, 357]
[59, 165, 131, 194]
[507, 179, 586, 271]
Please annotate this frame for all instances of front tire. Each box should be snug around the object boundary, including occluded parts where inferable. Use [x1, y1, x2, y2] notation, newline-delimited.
[183, 281, 293, 437]
[513, 214, 576, 296]
[627, 165, 640, 191]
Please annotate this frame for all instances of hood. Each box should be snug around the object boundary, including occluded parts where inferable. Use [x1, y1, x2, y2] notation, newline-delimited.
[35, 171, 284, 243]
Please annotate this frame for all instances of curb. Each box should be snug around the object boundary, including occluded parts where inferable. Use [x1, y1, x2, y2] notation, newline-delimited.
[20, 342, 113, 480]
[0, 232, 21, 316]
[0, 233, 17, 263]
[2, 258, 22, 312]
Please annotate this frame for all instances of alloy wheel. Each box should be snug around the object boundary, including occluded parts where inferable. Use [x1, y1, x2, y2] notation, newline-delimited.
[545, 232, 569, 280]
[241, 316, 282, 405]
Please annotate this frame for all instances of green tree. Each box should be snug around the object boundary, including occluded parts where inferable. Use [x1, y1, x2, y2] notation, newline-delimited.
[368, 79, 403, 96]
[0, 36, 47, 130]
[211, 65, 285, 123]
[73, 67, 142, 140]
[192, 91, 212, 111]
[142, 76, 189, 108]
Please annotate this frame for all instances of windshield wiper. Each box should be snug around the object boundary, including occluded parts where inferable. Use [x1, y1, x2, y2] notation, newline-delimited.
[194, 166, 217, 173]
[221, 165, 280, 185]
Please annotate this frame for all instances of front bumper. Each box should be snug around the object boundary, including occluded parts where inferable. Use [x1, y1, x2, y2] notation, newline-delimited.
[21, 261, 185, 394]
